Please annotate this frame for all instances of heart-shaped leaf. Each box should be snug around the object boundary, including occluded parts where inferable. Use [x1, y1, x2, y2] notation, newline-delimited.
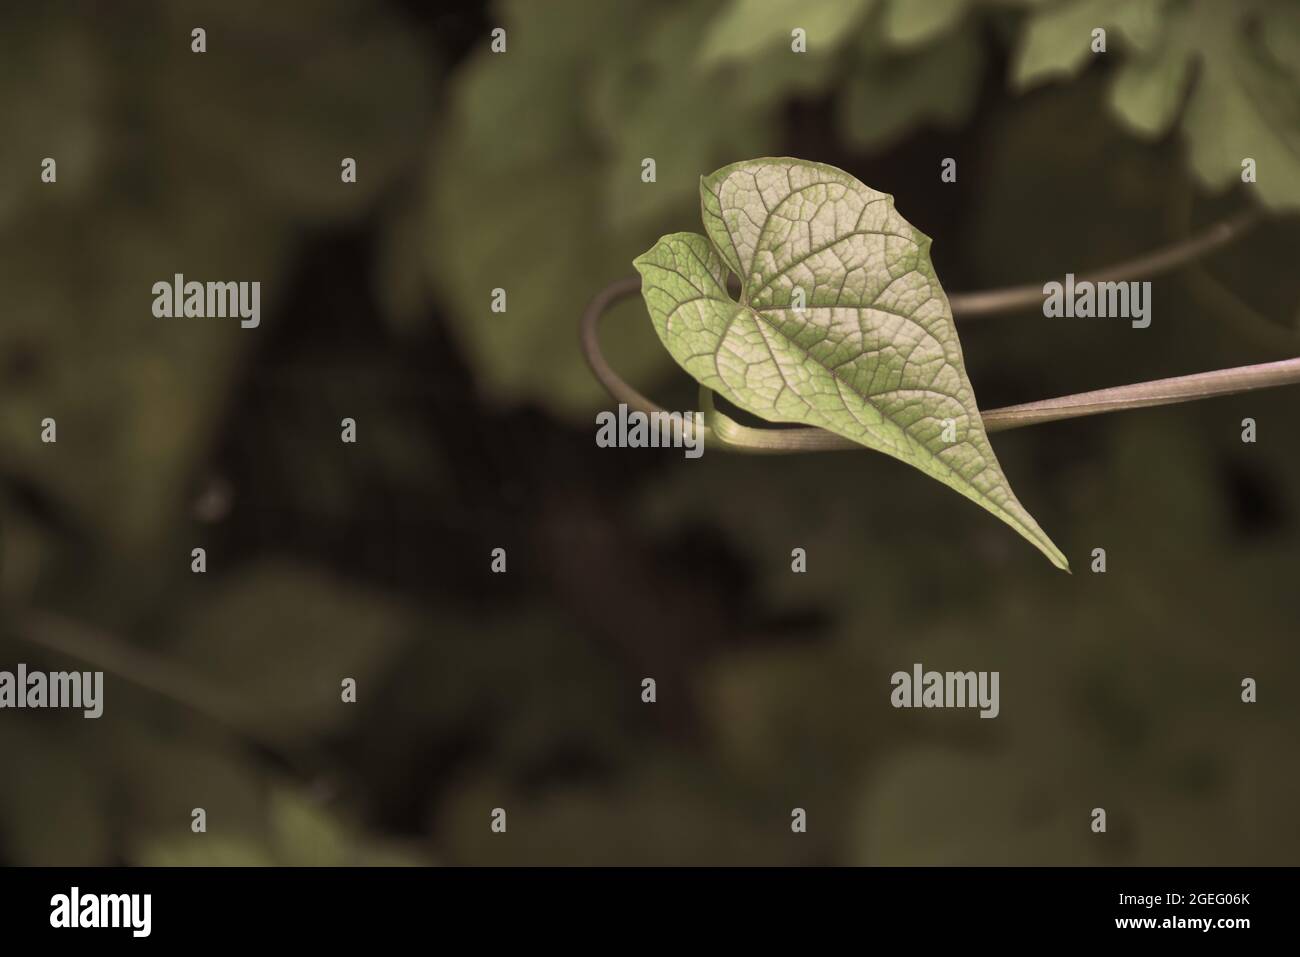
[633, 157, 1068, 570]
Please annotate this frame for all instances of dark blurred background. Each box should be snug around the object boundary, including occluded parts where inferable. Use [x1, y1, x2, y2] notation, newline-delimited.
[2, 0, 1298, 865]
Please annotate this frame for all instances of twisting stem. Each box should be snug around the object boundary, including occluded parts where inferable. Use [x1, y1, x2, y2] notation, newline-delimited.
[979, 358, 1300, 432]
[578, 275, 655, 413]
[690, 357, 1300, 453]
[580, 209, 1300, 454]
[947, 208, 1262, 317]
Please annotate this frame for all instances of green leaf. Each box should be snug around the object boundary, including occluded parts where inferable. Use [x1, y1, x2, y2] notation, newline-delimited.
[0, 0, 433, 558]
[1013, 0, 1168, 90]
[1261, 2, 1300, 77]
[883, 0, 970, 49]
[1012, 0, 1300, 211]
[167, 561, 420, 740]
[839, 23, 984, 150]
[1109, 29, 1193, 138]
[591, 2, 771, 232]
[1013, 0, 1110, 88]
[853, 749, 1095, 865]
[0, 722, 110, 864]
[1179, 11, 1300, 210]
[697, 0, 876, 66]
[424, 0, 680, 416]
[633, 158, 1068, 570]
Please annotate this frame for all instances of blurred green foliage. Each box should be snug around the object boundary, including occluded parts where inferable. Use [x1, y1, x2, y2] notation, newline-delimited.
[1, 0, 433, 557]
[1015, 0, 1300, 209]
[426, 0, 1300, 416]
[1, 0, 1298, 866]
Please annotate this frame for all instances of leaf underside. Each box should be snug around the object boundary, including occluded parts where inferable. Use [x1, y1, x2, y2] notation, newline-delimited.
[633, 157, 1069, 571]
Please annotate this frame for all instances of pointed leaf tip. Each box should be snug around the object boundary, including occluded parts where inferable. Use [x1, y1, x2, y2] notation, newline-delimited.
[636, 157, 1069, 571]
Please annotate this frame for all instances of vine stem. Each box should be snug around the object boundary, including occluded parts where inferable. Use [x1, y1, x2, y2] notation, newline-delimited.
[579, 209, 1300, 454]
[947, 208, 1261, 317]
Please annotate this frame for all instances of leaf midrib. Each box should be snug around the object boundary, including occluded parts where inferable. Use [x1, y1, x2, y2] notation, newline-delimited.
[677, 272, 1053, 556]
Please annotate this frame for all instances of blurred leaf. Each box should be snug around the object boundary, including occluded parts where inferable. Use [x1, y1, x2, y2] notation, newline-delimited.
[167, 561, 419, 740]
[839, 22, 984, 148]
[635, 159, 1068, 569]
[1015, 0, 1300, 210]
[1109, 23, 1193, 137]
[431, 0, 1038, 416]
[697, 0, 876, 66]
[1013, 0, 1115, 86]
[147, 0, 435, 221]
[591, 3, 770, 232]
[112, 726, 268, 862]
[1180, 10, 1300, 210]
[0, 722, 109, 865]
[426, 0, 868, 416]
[855, 749, 1091, 865]
[1014, 0, 1168, 88]
[436, 760, 810, 866]
[425, 0, 677, 415]
[0, 197, 278, 559]
[135, 785, 428, 866]
[135, 837, 275, 867]
[0, 0, 436, 557]
[266, 788, 351, 866]
[1262, 2, 1300, 75]
[0, 9, 103, 224]
[883, 0, 971, 49]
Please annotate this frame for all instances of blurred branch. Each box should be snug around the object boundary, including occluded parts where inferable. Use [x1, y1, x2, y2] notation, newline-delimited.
[12, 610, 300, 761]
